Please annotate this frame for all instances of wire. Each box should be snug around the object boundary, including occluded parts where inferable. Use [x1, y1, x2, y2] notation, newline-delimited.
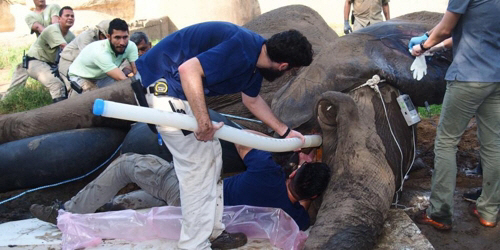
[350, 75, 415, 206]
[373, 86, 405, 206]
[0, 143, 123, 205]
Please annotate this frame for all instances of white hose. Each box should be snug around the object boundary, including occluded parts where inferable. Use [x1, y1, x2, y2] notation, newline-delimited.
[93, 99, 322, 152]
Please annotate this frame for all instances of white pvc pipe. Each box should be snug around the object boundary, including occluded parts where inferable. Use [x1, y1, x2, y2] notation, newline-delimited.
[93, 99, 322, 152]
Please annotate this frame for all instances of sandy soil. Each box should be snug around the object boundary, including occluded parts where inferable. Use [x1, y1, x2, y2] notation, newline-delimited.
[1, 117, 498, 249]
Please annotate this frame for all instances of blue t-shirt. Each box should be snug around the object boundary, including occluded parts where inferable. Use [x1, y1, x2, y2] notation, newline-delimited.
[223, 149, 310, 231]
[445, 0, 500, 82]
[136, 21, 266, 100]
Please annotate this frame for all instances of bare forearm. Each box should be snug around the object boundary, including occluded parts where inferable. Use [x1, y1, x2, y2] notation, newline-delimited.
[183, 79, 210, 129]
[344, 0, 351, 21]
[423, 11, 459, 49]
[443, 37, 453, 48]
[383, 4, 390, 20]
[242, 94, 288, 136]
[130, 62, 137, 75]
[179, 58, 211, 130]
[31, 22, 44, 34]
[106, 68, 128, 80]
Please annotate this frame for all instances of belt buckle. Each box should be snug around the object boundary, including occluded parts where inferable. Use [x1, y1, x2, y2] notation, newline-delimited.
[154, 79, 168, 96]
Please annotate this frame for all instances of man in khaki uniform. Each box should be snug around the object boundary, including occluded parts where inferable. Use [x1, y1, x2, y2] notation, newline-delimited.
[59, 20, 111, 92]
[68, 18, 138, 96]
[6, 6, 75, 103]
[344, 0, 390, 34]
[26, 0, 61, 36]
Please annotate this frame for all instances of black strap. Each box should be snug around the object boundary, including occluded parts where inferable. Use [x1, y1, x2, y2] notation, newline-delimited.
[280, 127, 291, 139]
[131, 79, 158, 134]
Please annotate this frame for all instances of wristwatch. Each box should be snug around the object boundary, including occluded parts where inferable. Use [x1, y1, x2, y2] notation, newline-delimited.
[420, 41, 430, 52]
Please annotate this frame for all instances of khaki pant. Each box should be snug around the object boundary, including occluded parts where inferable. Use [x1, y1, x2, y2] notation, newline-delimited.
[68, 75, 116, 98]
[145, 90, 225, 250]
[58, 57, 72, 91]
[64, 153, 180, 214]
[352, 18, 383, 31]
[7, 60, 66, 99]
[428, 80, 500, 224]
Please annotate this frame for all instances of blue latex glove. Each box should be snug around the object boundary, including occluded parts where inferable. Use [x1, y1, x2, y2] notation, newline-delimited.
[408, 33, 429, 50]
[344, 20, 352, 35]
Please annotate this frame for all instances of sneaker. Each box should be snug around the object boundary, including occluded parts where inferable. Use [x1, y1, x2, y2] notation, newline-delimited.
[210, 231, 247, 249]
[29, 201, 63, 225]
[463, 189, 482, 203]
[469, 204, 497, 227]
[413, 209, 452, 231]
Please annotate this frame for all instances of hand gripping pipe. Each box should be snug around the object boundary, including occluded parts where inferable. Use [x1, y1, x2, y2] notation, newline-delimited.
[93, 99, 322, 152]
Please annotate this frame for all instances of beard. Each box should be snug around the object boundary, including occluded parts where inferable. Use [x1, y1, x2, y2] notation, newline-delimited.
[110, 42, 127, 55]
[258, 68, 286, 82]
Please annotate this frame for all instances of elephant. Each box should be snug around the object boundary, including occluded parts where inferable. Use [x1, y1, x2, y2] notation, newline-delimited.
[0, 5, 337, 144]
[0, 5, 453, 249]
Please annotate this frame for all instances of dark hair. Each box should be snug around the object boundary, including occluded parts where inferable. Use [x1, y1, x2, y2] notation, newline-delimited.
[108, 18, 129, 36]
[272, 151, 299, 176]
[266, 29, 313, 68]
[59, 6, 73, 17]
[130, 31, 149, 45]
[292, 162, 331, 200]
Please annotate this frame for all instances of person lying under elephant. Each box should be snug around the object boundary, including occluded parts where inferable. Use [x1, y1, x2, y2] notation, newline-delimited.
[58, 19, 111, 93]
[133, 21, 313, 250]
[410, 0, 500, 230]
[4, 6, 75, 103]
[29, 142, 331, 242]
[67, 18, 138, 96]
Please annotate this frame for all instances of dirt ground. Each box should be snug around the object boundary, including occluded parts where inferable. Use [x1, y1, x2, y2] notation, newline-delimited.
[399, 116, 500, 250]
[0, 117, 499, 249]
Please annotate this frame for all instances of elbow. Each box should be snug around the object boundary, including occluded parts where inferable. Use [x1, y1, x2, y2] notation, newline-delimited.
[178, 62, 191, 79]
[442, 29, 452, 38]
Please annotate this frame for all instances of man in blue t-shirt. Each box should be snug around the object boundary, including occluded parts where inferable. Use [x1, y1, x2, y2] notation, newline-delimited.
[134, 21, 314, 249]
[30, 140, 331, 232]
[409, 0, 500, 230]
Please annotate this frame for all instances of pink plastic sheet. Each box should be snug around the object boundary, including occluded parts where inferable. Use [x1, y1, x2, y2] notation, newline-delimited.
[58, 205, 307, 250]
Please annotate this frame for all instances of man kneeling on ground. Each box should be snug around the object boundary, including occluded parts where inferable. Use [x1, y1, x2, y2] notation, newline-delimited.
[67, 18, 138, 96]
[31, 136, 331, 248]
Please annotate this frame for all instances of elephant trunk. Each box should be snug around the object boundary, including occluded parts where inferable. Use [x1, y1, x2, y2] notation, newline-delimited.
[305, 91, 396, 249]
[0, 79, 136, 144]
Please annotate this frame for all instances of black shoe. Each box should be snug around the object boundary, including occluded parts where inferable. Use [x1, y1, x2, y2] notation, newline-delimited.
[30, 201, 64, 225]
[210, 231, 247, 249]
[52, 97, 66, 103]
[463, 189, 482, 203]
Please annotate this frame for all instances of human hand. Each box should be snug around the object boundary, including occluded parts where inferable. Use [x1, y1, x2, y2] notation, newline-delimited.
[286, 129, 306, 145]
[408, 33, 428, 50]
[411, 44, 424, 57]
[195, 121, 224, 142]
[344, 20, 352, 35]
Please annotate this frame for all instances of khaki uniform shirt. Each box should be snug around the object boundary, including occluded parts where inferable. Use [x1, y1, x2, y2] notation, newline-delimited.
[350, 0, 389, 27]
[25, 4, 61, 35]
[60, 29, 100, 63]
[27, 23, 75, 63]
